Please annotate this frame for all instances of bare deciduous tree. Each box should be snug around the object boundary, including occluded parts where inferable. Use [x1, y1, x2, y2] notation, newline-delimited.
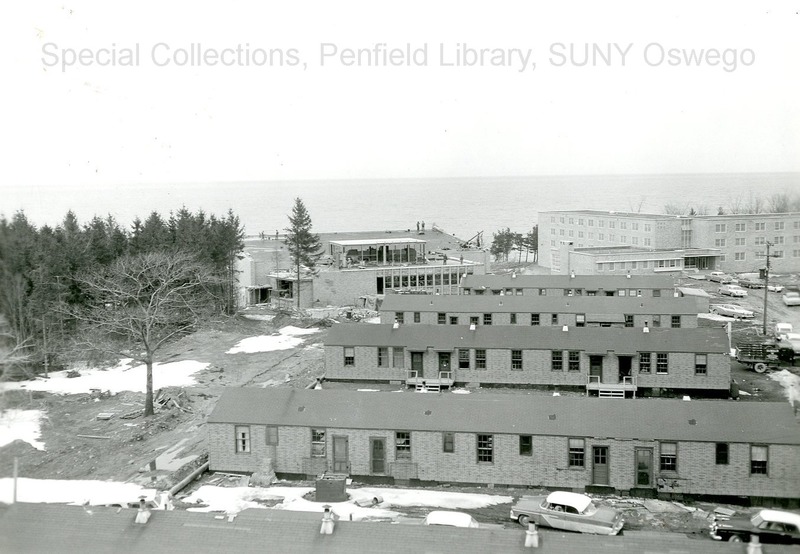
[65, 251, 220, 416]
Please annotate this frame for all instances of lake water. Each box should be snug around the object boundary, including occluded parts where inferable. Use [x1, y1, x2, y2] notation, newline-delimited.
[3, 173, 798, 240]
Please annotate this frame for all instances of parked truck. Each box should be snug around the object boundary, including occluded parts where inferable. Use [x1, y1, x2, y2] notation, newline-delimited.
[735, 340, 794, 372]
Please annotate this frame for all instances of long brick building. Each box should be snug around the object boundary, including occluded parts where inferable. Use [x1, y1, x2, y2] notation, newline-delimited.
[207, 388, 800, 505]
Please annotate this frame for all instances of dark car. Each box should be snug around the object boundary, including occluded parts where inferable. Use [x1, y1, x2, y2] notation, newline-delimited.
[710, 509, 800, 544]
[738, 278, 764, 289]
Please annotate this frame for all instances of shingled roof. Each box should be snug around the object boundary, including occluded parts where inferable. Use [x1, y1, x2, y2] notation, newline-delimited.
[208, 388, 800, 445]
[460, 274, 676, 290]
[379, 294, 703, 314]
[325, 324, 729, 354]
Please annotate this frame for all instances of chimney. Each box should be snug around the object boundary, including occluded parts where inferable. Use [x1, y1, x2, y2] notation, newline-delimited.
[134, 496, 151, 525]
[320, 505, 335, 535]
[524, 522, 540, 548]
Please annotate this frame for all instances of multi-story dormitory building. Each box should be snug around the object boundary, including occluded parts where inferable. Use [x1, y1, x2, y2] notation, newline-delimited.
[378, 294, 706, 329]
[538, 209, 800, 274]
[207, 388, 800, 506]
[458, 273, 677, 298]
[324, 324, 730, 397]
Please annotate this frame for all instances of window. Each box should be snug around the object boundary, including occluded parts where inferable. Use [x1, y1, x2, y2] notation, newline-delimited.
[671, 315, 681, 328]
[344, 347, 355, 366]
[755, 236, 766, 246]
[652, 289, 661, 297]
[519, 435, 532, 456]
[624, 314, 634, 328]
[755, 222, 765, 231]
[735, 223, 746, 232]
[443, 432, 455, 453]
[735, 252, 746, 261]
[483, 313, 492, 325]
[395, 312, 404, 324]
[644, 237, 651, 246]
[449, 316, 459, 325]
[538, 288, 547, 296]
[695, 354, 707, 375]
[510, 313, 517, 324]
[377, 347, 389, 367]
[458, 349, 470, 369]
[469, 316, 479, 326]
[551, 314, 558, 325]
[639, 352, 651, 373]
[395, 432, 411, 459]
[735, 237, 746, 246]
[775, 221, 784, 230]
[774, 236, 785, 244]
[311, 429, 326, 457]
[437, 313, 446, 324]
[715, 223, 726, 232]
[656, 353, 669, 374]
[235, 426, 250, 453]
[393, 347, 404, 368]
[475, 349, 486, 369]
[568, 351, 580, 371]
[715, 443, 729, 465]
[645, 223, 651, 232]
[413, 312, 420, 323]
[531, 313, 540, 326]
[576, 314, 585, 327]
[568, 439, 585, 467]
[609, 221, 616, 229]
[774, 250, 784, 258]
[714, 238, 726, 247]
[652, 315, 661, 328]
[750, 445, 768, 474]
[589, 219, 594, 226]
[511, 350, 523, 370]
[660, 442, 677, 471]
[477, 434, 494, 463]
[618, 289, 626, 297]
[551, 351, 563, 371]
[266, 426, 278, 445]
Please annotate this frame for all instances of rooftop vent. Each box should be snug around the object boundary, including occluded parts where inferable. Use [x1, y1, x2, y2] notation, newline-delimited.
[643, 326, 649, 333]
[511, 272, 517, 279]
[320, 505, 335, 535]
[548, 414, 556, 420]
[134, 497, 151, 525]
[682, 396, 691, 401]
[688, 419, 697, 425]
[626, 271, 631, 279]
[469, 323, 477, 331]
[562, 325, 569, 332]
[570, 270, 575, 279]
[393, 321, 400, 329]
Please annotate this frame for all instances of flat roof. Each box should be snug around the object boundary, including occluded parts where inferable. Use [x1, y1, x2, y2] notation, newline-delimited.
[325, 324, 728, 353]
[330, 238, 427, 246]
[460, 274, 676, 289]
[379, 294, 704, 315]
[209, 388, 800, 445]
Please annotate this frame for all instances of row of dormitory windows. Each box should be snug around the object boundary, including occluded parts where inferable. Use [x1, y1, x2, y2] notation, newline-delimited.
[232, 426, 771, 475]
[344, 347, 709, 374]
[550, 215, 800, 232]
[714, 222, 800, 232]
[551, 215, 655, 230]
[385, 271, 468, 288]
[398, 312, 682, 327]
[551, 229, 653, 246]
[469, 288, 664, 297]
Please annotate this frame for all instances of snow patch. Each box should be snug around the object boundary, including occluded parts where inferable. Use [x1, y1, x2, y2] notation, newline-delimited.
[279, 326, 319, 336]
[0, 478, 156, 506]
[0, 410, 46, 450]
[363, 316, 381, 324]
[0, 360, 208, 395]
[226, 335, 303, 354]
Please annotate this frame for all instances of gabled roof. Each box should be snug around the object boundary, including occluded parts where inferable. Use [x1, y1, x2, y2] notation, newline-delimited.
[208, 388, 800, 445]
[379, 294, 703, 315]
[325, 324, 729, 354]
[460, 274, 676, 290]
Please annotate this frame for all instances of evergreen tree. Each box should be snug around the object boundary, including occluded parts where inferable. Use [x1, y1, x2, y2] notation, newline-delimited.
[284, 198, 321, 309]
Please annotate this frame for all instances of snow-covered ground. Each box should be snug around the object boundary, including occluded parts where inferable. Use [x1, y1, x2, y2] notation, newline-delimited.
[226, 326, 319, 354]
[0, 410, 45, 450]
[0, 479, 511, 520]
[769, 369, 800, 406]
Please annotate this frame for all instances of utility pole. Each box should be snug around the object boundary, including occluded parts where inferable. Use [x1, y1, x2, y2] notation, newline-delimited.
[762, 242, 772, 336]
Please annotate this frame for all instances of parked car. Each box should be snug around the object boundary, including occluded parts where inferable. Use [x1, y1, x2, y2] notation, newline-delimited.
[510, 491, 623, 535]
[710, 509, 800, 544]
[710, 304, 755, 318]
[737, 278, 764, 289]
[708, 272, 733, 283]
[782, 291, 800, 306]
[775, 322, 794, 340]
[719, 285, 748, 297]
[423, 511, 480, 528]
[767, 284, 784, 293]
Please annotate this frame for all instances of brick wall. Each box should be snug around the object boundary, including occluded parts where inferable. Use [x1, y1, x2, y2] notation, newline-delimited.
[208, 423, 800, 498]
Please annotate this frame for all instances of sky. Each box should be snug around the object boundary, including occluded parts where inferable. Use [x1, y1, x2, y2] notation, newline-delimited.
[1, 1, 799, 192]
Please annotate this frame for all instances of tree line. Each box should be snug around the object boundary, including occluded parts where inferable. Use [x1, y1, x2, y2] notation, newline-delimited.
[664, 191, 800, 216]
[490, 226, 538, 263]
[0, 207, 244, 381]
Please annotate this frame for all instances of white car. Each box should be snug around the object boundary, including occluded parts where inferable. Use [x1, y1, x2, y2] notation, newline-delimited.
[775, 323, 794, 340]
[783, 291, 800, 307]
[767, 284, 784, 293]
[719, 285, 747, 297]
[710, 304, 755, 318]
[510, 491, 624, 535]
[422, 511, 481, 528]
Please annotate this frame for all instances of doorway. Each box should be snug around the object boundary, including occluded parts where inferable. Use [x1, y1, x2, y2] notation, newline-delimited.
[593, 446, 609, 485]
[618, 356, 632, 382]
[589, 355, 603, 380]
[376, 277, 384, 294]
[333, 436, 349, 473]
[370, 438, 385, 474]
[438, 352, 451, 375]
[635, 448, 653, 487]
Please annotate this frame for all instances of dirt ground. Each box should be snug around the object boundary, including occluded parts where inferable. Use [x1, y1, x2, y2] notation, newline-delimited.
[1, 266, 799, 535]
